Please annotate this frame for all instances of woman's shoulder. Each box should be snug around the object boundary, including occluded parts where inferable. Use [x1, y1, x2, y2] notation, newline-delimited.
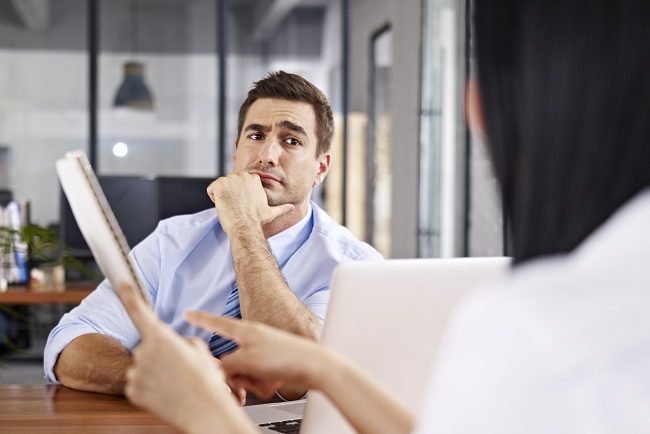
[417, 243, 650, 434]
[461, 188, 650, 332]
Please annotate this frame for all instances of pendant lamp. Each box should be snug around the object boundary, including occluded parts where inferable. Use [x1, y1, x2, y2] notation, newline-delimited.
[113, 61, 154, 109]
[113, 1, 154, 110]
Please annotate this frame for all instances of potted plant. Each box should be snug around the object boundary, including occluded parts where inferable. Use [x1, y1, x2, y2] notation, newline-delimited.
[0, 224, 94, 292]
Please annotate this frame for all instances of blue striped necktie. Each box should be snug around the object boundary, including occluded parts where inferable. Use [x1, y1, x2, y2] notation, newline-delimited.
[208, 284, 241, 357]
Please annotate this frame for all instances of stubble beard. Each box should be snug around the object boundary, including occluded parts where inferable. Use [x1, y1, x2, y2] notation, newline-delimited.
[263, 183, 308, 208]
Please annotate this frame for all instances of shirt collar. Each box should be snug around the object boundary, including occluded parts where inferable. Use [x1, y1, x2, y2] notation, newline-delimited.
[267, 203, 314, 267]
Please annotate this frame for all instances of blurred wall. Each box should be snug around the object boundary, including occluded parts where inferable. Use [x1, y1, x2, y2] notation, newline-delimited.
[349, 0, 421, 258]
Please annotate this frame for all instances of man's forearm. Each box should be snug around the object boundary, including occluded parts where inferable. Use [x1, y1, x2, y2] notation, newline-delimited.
[230, 226, 319, 400]
[53, 333, 132, 395]
[229, 226, 320, 340]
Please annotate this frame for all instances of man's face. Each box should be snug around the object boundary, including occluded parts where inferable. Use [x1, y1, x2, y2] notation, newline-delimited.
[234, 98, 330, 207]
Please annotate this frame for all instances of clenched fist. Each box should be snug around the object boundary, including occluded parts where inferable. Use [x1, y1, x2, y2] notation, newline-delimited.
[207, 171, 295, 236]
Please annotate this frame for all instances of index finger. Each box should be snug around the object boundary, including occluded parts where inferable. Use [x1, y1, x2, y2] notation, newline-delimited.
[116, 282, 157, 337]
[184, 311, 251, 345]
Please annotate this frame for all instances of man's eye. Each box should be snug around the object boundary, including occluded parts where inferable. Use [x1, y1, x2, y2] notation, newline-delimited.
[248, 133, 264, 140]
[285, 137, 301, 146]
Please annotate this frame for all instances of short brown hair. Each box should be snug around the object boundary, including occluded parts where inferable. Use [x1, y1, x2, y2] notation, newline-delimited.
[237, 71, 334, 156]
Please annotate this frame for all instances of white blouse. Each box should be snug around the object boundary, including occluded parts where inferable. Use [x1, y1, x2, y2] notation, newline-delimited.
[414, 189, 650, 434]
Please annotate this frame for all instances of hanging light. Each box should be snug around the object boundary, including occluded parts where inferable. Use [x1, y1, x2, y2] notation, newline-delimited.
[113, 1, 154, 110]
[113, 61, 154, 110]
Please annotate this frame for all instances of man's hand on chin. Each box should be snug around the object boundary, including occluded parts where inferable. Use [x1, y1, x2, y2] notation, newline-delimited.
[206, 171, 294, 236]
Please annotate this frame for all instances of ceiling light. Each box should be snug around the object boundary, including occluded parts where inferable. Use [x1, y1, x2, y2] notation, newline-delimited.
[112, 142, 129, 158]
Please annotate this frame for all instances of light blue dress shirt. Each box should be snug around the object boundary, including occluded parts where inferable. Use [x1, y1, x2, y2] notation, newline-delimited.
[44, 202, 381, 382]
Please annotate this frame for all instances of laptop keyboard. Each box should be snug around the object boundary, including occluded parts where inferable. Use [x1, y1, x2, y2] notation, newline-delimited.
[259, 419, 302, 433]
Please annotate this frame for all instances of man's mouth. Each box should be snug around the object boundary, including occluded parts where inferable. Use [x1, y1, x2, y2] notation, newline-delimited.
[251, 171, 281, 183]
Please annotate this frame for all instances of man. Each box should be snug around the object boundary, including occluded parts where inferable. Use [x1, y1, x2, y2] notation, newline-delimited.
[44, 71, 381, 399]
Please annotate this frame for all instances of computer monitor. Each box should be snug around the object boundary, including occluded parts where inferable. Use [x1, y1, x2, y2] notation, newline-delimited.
[157, 176, 214, 220]
[60, 176, 158, 256]
[0, 190, 12, 207]
[60, 175, 215, 259]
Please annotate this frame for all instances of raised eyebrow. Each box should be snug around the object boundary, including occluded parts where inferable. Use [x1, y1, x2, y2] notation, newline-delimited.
[276, 120, 307, 138]
[244, 123, 271, 133]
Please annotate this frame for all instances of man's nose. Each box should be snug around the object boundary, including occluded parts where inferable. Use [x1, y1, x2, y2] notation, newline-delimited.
[257, 138, 280, 166]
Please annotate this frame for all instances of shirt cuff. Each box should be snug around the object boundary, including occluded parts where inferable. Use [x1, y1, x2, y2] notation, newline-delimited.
[275, 389, 308, 402]
[43, 324, 99, 383]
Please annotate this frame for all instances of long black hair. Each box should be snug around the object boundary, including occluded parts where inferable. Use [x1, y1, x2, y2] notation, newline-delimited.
[474, 0, 650, 264]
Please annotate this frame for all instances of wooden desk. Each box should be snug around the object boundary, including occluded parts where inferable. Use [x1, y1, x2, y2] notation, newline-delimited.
[0, 286, 94, 305]
[0, 384, 181, 433]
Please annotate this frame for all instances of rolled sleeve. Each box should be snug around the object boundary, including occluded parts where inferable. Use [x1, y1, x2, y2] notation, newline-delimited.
[43, 322, 101, 383]
[43, 279, 140, 383]
[43, 226, 162, 383]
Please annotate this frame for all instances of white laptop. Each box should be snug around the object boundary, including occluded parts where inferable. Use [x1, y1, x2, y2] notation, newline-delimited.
[244, 257, 510, 433]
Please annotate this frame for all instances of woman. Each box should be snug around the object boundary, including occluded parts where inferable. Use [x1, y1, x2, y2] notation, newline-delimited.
[119, 0, 650, 432]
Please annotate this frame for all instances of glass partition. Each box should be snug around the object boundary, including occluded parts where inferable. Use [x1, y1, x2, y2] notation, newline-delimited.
[419, 0, 504, 257]
[0, 0, 88, 226]
[97, 0, 218, 179]
[419, 0, 467, 257]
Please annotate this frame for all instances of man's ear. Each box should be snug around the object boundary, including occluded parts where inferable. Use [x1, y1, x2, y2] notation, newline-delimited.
[313, 153, 331, 187]
[465, 77, 486, 139]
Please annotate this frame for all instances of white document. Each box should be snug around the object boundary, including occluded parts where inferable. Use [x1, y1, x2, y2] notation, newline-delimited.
[56, 151, 150, 304]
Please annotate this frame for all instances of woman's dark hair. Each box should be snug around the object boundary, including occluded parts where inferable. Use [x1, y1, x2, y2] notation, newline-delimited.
[474, 0, 650, 264]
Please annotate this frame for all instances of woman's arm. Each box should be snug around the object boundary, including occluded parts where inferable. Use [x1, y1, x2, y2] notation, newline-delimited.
[117, 285, 256, 434]
[187, 312, 415, 434]
[118, 281, 413, 434]
[314, 347, 414, 434]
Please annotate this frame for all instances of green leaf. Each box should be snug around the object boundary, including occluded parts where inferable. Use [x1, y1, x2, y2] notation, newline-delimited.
[0, 223, 97, 279]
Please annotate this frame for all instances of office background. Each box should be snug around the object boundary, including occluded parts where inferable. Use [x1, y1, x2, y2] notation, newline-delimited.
[0, 0, 503, 382]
